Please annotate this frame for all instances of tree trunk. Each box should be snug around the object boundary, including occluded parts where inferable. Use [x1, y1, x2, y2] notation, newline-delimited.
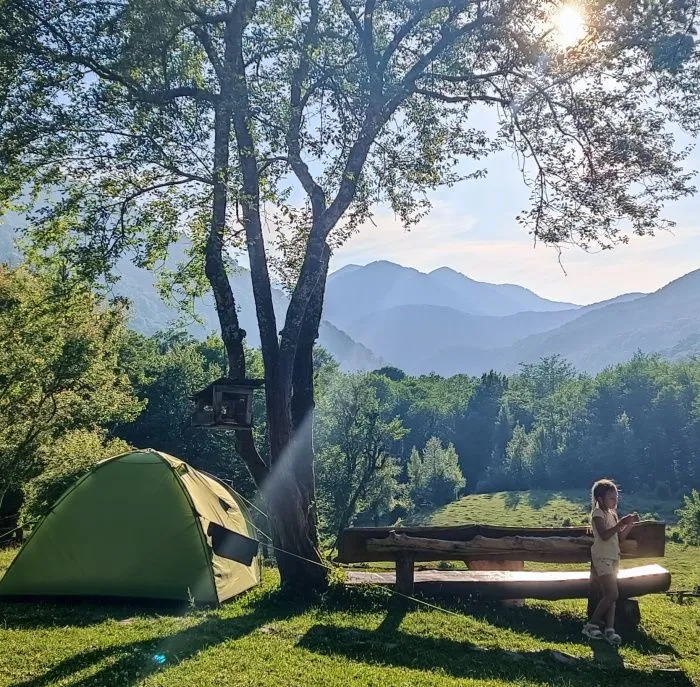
[265, 452, 328, 592]
[264, 252, 330, 593]
[205, 104, 268, 485]
[263, 351, 326, 592]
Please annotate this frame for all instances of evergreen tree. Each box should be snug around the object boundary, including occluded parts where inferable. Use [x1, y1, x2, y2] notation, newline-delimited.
[455, 372, 507, 488]
[408, 437, 466, 510]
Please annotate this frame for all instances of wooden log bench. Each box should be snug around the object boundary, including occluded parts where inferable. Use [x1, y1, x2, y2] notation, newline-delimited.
[337, 521, 670, 630]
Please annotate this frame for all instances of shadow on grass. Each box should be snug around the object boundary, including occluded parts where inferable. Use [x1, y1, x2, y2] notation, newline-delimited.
[6, 583, 687, 687]
[297, 622, 694, 687]
[375, 602, 408, 633]
[0, 598, 189, 630]
[321, 585, 680, 664]
[527, 491, 558, 511]
[460, 601, 676, 656]
[503, 492, 521, 510]
[7, 590, 310, 687]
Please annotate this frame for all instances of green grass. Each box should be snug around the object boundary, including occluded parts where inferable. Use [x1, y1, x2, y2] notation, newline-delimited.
[418, 489, 683, 529]
[1, 489, 699, 687]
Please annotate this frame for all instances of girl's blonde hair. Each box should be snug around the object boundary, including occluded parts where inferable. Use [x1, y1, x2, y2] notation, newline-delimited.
[591, 478, 618, 511]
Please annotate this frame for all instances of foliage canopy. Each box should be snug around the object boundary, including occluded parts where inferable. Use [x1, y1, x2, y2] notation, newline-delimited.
[0, 266, 141, 509]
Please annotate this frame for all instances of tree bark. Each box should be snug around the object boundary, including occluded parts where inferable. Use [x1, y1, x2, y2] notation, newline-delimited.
[366, 532, 638, 563]
[205, 103, 269, 485]
[266, 324, 327, 591]
[266, 245, 330, 592]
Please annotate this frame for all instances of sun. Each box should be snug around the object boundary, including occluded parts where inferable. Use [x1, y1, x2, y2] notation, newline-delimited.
[553, 5, 587, 48]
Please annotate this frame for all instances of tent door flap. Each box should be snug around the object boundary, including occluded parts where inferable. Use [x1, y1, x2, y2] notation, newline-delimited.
[206, 522, 259, 565]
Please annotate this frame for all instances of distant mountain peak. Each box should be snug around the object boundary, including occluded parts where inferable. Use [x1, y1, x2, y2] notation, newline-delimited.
[429, 266, 459, 275]
[328, 263, 362, 278]
[428, 265, 475, 281]
[366, 259, 424, 274]
[323, 260, 581, 334]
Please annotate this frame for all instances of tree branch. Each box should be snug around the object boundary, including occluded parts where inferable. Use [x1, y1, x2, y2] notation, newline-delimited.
[337, 0, 365, 49]
[394, 11, 492, 102]
[190, 23, 226, 81]
[339, 0, 377, 75]
[24, 9, 218, 104]
[325, 2, 493, 231]
[377, 0, 453, 74]
[258, 156, 290, 174]
[286, 0, 326, 217]
[140, 85, 219, 104]
[225, 3, 286, 458]
[429, 69, 510, 83]
[282, 4, 494, 387]
[54, 50, 218, 104]
[186, 2, 234, 24]
[413, 87, 508, 105]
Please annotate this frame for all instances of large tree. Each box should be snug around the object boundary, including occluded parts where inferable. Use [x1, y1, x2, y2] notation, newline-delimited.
[1, 0, 698, 590]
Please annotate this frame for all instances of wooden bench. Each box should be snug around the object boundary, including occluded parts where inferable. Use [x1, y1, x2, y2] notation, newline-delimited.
[337, 521, 670, 629]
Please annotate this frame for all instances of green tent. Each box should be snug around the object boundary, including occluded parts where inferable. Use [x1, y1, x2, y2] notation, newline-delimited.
[0, 450, 260, 604]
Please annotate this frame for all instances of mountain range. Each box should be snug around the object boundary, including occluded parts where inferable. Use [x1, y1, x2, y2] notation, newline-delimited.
[0, 226, 381, 372]
[325, 261, 578, 329]
[3, 222, 699, 375]
[323, 261, 699, 375]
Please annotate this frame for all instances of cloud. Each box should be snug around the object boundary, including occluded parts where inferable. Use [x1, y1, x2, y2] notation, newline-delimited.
[331, 203, 478, 266]
[331, 205, 700, 305]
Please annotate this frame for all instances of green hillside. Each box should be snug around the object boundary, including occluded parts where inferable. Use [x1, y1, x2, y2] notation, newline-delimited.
[417, 490, 683, 529]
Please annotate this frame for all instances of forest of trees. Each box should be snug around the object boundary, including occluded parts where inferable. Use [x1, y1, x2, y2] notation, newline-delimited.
[3, 265, 700, 546]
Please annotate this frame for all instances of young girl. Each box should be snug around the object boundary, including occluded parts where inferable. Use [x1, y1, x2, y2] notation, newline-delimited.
[582, 479, 639, 645]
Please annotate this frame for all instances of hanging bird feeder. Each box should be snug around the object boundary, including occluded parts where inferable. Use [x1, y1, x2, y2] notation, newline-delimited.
[191, 377, 264, 430]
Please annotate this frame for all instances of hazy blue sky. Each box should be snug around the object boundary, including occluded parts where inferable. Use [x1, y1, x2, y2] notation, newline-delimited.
[328, 110, 700, 306]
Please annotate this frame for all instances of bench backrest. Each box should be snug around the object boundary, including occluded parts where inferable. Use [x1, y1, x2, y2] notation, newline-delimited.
[336, 521, 666, 564]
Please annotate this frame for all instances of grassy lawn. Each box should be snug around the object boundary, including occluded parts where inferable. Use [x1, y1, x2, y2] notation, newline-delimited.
[415, 489, 683, 529]
[1, 490, 699, 687]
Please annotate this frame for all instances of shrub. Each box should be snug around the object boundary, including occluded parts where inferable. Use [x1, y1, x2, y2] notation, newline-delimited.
[676, 489, 700, 546]
[20, 430, 130, 526]
[561, 517, 573, 527]
[668, 530, 684, 544]
[438, 561, 457, 570]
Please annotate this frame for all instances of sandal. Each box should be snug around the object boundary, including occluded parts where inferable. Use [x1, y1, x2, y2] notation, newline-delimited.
[604, 628, 622, 646]
[582, 623, 604, 640]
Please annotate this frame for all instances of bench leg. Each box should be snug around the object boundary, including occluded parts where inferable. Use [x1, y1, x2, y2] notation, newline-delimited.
[615, 599, 641, 633]
[395, 555, 415, 600]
